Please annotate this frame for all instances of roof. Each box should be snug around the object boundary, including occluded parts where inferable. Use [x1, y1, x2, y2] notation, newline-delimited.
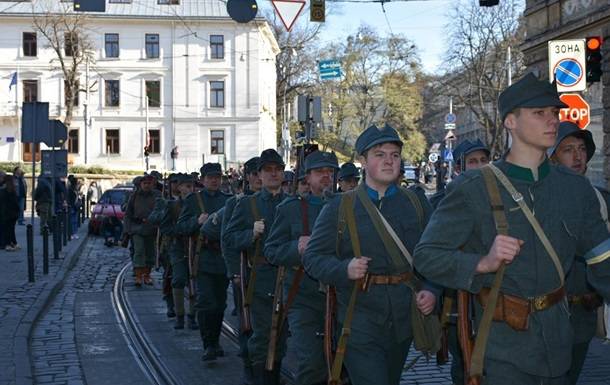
[0, 0, 240, 20]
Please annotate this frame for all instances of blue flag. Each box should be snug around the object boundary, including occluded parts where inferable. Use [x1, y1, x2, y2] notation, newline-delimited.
[8, 72, 17, 91]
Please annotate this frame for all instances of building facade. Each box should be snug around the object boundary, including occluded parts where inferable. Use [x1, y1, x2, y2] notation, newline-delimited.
[521, 0, 610, 186]
[0, 0, 279, 172]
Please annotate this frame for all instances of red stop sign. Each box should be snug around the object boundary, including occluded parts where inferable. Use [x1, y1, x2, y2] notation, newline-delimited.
[559, 93, 590, 129]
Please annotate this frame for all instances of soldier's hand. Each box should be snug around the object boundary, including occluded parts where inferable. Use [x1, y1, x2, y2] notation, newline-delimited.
[197, 213, 209, 225]
[297, 235, 310, 256]
[232, 275, 241, 286]
[253, 220, 265, 239]
[416, 290, 436, 315]
[347, 257, 371, 280]
[477, 235, 524, 274]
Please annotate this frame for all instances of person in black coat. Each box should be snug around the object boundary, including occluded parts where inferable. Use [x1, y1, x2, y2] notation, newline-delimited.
[0, 175, 21, 250]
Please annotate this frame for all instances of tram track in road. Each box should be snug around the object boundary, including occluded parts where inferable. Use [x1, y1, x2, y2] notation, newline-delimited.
[112, 261, 295, 385]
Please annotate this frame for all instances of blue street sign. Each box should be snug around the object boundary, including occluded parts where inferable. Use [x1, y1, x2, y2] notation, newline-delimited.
[443, 149, 454, 162]
[320, 69, 342, 80]
[445, 113, 456, 124]
[319, 59, 342, 80]
[554, 59, 583, 87]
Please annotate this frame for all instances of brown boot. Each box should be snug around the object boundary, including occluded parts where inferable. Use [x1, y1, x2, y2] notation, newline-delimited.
[143, 267, 153, 285]
[134, 267, 143, 287]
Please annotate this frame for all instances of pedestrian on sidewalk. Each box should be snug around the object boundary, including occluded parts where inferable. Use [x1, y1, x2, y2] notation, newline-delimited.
[13, 166, 27, 225]
[34, 174, 53, 233]
[0, 175, 21, 251]
[67, 175, 81, 239]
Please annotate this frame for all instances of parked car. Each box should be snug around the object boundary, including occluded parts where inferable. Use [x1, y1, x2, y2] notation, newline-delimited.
[88, 188, 131, 235]
[402, 164, 419, 185]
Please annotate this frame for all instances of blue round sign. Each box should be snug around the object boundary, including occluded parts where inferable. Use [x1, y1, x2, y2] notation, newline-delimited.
[445, 113, 457, 124]
[553, 59, 583, 87]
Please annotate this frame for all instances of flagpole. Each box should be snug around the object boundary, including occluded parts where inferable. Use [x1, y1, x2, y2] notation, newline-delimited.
[16, 65, 21, 162]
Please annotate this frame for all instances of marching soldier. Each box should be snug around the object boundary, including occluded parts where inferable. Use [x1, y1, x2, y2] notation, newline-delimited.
[224, 149, 288, 385]
[282, 171, 295, 195]
[548, 121, 607, 384]
[303, 124, 438, 385]
[296, 169, 309, 197]
[265, 150, 339, 385]
[222, 156, 261, 384]
[337, 162, 360, 192]
[124, 174, 161, 286]
[414, 73, 610, 384]
[175, 163, 229, 360]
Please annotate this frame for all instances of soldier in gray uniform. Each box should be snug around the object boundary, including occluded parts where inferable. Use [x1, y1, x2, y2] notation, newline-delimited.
[222, 156, 261, 385]
[175, 163, 229, 360]
[224, 149, 287, 385]
[303, 125, 438, 385]
[548, 121, 606, 384]
[265, 150, 339, 385]
[414, 73, 610, 385]
[337, 162, 360, 192]
[125, 174, 161, 286]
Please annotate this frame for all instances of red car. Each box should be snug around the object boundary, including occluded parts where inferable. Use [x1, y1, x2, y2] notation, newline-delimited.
[88, 188, 131, 235]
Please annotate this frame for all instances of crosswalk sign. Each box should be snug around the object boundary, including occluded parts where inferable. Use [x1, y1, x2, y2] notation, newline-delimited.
[444, 149, 453, 162]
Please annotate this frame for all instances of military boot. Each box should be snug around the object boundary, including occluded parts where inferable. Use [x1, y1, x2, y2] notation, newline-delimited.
[143, 267, 153, 285]
[187, 314, 198, 330]
[242, 363, 254, 385]
[251, 364, 266, 385]
[213, 312, 225, 357]
[134, 268, 143, 287]
[174, 315, 185, 330]
[198, 312, 216, 361]
[269, 362, 281, 385]
[173, 288, 186, 327]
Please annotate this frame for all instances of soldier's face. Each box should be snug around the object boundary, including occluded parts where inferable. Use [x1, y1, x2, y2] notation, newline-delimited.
[297, 179, 310, 195]
[247, 171, 262, 191]
[260, 163, 284, 190]
[140, 180, 153, 191]
[203, 175, 221, 191]
[338, 177, 358, 192]
[178, 182, 194, 196]
[464, 150, 490, 171]
[307, 167, 334, 195]
[506, 107, 560, 151]
[553, 136, 587, 175]
[361, 143, 401, 186]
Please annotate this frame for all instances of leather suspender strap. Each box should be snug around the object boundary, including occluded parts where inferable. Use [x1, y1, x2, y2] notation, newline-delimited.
[487, 164, 565, 287]
[330, 192, 360, 384]
[244, 196, 262, 306]
[399, 187, 425, 231]
[194, 193, 206, 256]
[469, 166, 510, 381]
[195, 192, 206, 213]
[281, 198, 310, 323]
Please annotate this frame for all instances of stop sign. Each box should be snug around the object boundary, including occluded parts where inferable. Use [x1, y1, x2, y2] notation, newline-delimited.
[559, 93, 590, 129]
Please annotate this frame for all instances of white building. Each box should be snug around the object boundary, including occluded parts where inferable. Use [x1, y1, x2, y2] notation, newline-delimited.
[0, 0, 280, 172]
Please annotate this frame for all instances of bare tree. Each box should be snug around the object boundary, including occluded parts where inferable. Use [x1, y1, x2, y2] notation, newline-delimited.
[31, 1, 95, 128]
[442, 0, 525, 155]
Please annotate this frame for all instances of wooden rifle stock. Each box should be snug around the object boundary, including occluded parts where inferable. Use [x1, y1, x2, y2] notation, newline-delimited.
[265, 266, 286, 371]
[187, 236, 197, 300]
[239, 252, 252, 334]
[325, 286, 338, 385]
[457, 290, 480, 385]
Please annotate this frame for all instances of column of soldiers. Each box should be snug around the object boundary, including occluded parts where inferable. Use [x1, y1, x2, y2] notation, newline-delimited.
[123, 73, 610, 385]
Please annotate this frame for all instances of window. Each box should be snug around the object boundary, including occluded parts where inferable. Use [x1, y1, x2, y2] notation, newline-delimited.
[105, 79, 120, 107]
[64, 80, 79, 107]
[68, 129, 79, 154]
[106, 129, 120, 154]
[105, 33, 119, 58]
[109, 0, 132, 3]
[145, 34, 159, 59]
[23, 80, 38, 102]
[23, 32, 37, 57]
[210, 81, 224, 108]
[145, 80, 161, 107]
[64, 32, 77, 57]
[148, 130, 160, 154]
[22, 143, 41, 162]
[210, 35, 224, 59]
[158, 0, 179, 3]
[210, 130, 224, 154]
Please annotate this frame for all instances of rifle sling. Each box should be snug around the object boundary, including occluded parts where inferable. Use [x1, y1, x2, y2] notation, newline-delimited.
[282, 198, 310, 320]
[195, 193, 206, 254]
[244, 196, 262, 306]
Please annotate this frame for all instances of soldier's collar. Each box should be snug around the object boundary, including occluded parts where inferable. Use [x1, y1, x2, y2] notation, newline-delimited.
[365, 183, 398, 201]
[503, 158, 550, 182]
[261, 187, 283, 200]
[307, 194, 324, 205]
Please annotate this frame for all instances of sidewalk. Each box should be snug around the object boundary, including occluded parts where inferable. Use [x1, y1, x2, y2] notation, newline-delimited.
[0, 217, 89, 385]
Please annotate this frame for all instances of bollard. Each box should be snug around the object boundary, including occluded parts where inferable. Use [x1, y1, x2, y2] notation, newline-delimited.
[86, 195, 90, 219]
[52, 215, 60, 259]
[62, 209, 68, 247]
[67, 207, 73, 239]
[26, 224, 34, 282]
[42, 225, 49, 274]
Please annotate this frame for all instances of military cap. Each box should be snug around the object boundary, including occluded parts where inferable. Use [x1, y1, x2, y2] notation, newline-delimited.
[244, 156, 260, 175]
[190, 171, 200, 178]
[498, 73, 568, 123]
[149, 170, 162, 180]
[548, 121, 596, 162]
[132, 176, 143, 185]
[258, 149, 285, 170]
[200, 162, 222, 177]
[355, 124, 403, 155]
[176, 173, 195, 185]
[338, 162, 360, 180]
[304, 151, 339, 172]
[141, 173, 155, 181]
[283, 171, 295, 182]
[453, 139, 490, 165]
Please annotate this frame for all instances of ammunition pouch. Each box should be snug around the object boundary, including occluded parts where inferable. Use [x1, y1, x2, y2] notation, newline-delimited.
[477, 286, 566, 331]
[569, 292, 603, 312]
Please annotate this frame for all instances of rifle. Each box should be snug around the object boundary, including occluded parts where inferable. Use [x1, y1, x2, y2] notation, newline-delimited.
[457, 290, 479, 385]
[265, 265, 286, 370]
[155, 173, 167, 270]
[436, 289, 454, 365]
[324, 285, 338, 385]
[239, 251, 252, 333]
[187, 235, 198, 301]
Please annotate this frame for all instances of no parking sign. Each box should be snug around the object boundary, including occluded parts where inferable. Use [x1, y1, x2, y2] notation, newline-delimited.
[548, 39, 586, 92]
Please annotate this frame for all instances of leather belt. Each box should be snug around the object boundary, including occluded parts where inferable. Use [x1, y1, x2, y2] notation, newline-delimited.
[362, 272, 414, 291]
[568, 292, 602, 311]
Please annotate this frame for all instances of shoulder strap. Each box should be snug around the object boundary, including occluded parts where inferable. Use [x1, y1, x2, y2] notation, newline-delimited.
[300, 198, 310, 236]
[594, 188, 610, 232]
[335, 193, 349, 256]
[400, 187, 424, 231]
[487, 164, 565, 286]
[249, 195, 261, 221]
[195, 192, 206, 213]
